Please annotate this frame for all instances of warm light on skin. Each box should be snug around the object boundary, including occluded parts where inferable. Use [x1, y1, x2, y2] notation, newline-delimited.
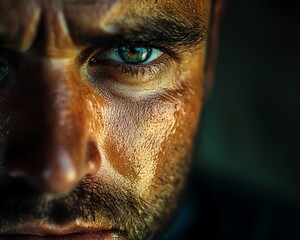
[0, 0, 217, 239]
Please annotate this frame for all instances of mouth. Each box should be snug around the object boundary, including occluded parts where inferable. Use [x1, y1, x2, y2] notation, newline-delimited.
[0, 178, 148, 240]
[0, 221, 125, 240]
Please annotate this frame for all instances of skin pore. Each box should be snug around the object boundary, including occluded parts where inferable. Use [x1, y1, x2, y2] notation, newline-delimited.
[0, 0, 216, 239]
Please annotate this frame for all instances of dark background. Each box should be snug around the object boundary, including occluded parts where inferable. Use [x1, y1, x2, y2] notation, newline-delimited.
[163, 0, 300, 239]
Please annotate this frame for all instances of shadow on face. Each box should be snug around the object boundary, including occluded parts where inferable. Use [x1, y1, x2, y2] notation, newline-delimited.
[0, 0, 223, 239]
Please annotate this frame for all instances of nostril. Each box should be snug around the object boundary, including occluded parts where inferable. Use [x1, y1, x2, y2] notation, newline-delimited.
[86, 140, 101, 175]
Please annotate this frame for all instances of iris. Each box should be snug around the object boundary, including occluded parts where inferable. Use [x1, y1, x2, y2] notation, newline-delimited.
[117, 47, 152, 65]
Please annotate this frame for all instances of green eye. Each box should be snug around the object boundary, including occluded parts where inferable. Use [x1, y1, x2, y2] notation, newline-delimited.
[117, 47, 152, 64]
[92, 46, 164, 65]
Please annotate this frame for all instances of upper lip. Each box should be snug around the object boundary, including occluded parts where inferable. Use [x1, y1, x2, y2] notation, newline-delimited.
[0, 177, 128, 238]
[0, 220, 114, 236]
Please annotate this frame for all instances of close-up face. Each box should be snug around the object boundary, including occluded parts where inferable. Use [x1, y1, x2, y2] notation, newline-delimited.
[0, 0, 217, 239]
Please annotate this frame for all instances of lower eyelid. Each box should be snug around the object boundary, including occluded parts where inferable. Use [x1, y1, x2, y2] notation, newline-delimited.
[86, 57, 171, 83]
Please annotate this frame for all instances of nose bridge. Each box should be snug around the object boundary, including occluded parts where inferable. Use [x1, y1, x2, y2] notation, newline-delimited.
[34, 1, 75, 57]
[5, 58, 96, 194]
[41, 59, 89, 193]
[41, 58, 87, 159]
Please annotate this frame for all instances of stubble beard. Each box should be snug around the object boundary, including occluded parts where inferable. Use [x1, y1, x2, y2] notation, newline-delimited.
[0, 150, 193, 240]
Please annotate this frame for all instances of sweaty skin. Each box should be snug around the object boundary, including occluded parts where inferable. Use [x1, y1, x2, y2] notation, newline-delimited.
[0, 0, 217, 239]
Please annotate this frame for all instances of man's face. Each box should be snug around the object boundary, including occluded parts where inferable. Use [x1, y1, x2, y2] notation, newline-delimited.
[0, 0, 213, 239]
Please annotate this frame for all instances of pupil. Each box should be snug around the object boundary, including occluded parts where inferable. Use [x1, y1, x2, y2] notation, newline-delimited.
[119, 47, 152, 64]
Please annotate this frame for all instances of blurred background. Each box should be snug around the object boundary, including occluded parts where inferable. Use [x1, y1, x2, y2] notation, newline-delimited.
[163, 0, 300, 239]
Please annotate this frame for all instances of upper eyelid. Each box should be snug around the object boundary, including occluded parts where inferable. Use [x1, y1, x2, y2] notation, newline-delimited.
[81, 34, 182, 57]
[78, 43, 181, 66]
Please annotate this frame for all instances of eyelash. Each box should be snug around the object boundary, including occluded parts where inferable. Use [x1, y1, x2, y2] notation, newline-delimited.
[87, 47, 173, 77]
[115, 58, 171, 77]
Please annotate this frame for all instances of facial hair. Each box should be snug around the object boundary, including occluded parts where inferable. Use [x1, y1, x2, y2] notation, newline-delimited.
[0, 153, 192, 240]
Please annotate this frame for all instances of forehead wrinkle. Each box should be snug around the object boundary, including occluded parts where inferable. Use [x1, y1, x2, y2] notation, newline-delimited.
[64, 0, 210, 46]
[63, 0, 123, 45]
[98, 0, 210, 36]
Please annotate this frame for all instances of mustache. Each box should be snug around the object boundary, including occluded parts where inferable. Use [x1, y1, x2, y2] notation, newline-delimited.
[0, 177, 156, 239]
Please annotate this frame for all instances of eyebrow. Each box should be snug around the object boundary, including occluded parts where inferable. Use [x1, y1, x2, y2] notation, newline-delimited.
[73, 15, 208, 55]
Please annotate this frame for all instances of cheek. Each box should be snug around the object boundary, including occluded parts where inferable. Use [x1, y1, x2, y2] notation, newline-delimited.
[89, 48, 204, 196]
[101, 86, 202, 196]
[103, 98, 178, 192]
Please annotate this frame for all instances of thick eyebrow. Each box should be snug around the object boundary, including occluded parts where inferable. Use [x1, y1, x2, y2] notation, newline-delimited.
[73, 15, 208, 54]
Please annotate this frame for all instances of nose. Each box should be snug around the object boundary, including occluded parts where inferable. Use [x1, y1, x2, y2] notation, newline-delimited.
[4, 59, 100, 195]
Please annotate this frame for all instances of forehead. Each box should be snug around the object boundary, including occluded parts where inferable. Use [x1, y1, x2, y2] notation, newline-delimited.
[0, 0, 210, 49]
[0, 0, 209, 15]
